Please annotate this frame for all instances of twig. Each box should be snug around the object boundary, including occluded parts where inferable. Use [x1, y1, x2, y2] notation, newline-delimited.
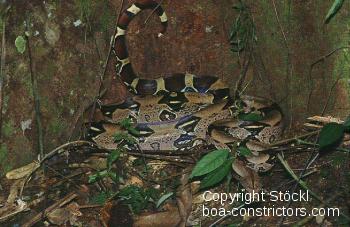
[43, 164, 84, 191]
[271, 0, 293, 129]
[19, 140, 104, 197]
[99, 0, 124, 93]
[321, 76, 341, 116]
[271, 145, 317, 154]
[307, 46, 350, 110]
[18, 139, 202, 197]
[25, 19, 44, 159]
[297, 139, 349, 153]
[0, 201, 29, 222]
[135, 143, 150, 179]
[87, 0, 125, 127]
[269, 130, 320, 147]
[25, 14, 48, 212]
[234, 49, 251, 99]
[125, 151, 194, 164]
[0, 20, 5, 141]
[144, 0, 166, 25]
[125, 148, 207, 155]
[271, 0, 288, 46]
[251, 49, 276, 100]
[22, 192, 77, 227]
[310, 46, 350, 68]
[276, 125, 322, 227]
[277, 153, 321, 200]
[79, 204, 102, 209]
[276, 150, 321, 226]
[275, 169, 317, 190]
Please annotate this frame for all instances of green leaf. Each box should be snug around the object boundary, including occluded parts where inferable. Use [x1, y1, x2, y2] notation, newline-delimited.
[226, 224, 240, 227]
[132, 158, 145, 166]
[325, 0, 344, 24]
[238, 112, 264, 121]
[156, 192, 173, 208]
[107, 149, 121, 170]
[88, 173, 99, 183]
[118, 118, 140, 136]
[89, 191, 115, 205]
[108, 171, 118, 182]
[318, 122, 345, 150]
[118, 185, 158, 214]
[237, 145, 252, 156]
[119, 118, 132, 129]
[200, 158, 233, 189]
[15, 36, 26, 54]
[190, 149, 230, 178]
[128, 127, 140, 136]
[88, 170, 108, 183]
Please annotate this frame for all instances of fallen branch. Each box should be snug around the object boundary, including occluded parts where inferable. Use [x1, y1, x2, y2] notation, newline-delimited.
[270, 131, 320, 147]
[22, 192, 78, 227]
[19, 140, 105, 197]
[125, 151, 195, 164]
[0, 199, 28, 222]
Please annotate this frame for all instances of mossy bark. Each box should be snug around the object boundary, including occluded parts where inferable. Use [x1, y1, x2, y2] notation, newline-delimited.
[1, 0, 349, 172]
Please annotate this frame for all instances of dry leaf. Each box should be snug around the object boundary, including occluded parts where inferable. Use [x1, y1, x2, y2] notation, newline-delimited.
[6, 162, 39, 180]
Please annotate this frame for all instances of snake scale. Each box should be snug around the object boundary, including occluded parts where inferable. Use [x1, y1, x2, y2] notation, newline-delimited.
[88, 0, 284, 170]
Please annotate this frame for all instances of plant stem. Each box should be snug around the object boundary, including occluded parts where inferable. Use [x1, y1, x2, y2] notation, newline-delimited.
[26, 23, 44, 159]
[0, 20, 5, 141]
[87, 0, 125, 127]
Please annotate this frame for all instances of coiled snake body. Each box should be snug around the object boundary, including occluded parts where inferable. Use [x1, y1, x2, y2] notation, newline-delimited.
[89, 0, 284, 166]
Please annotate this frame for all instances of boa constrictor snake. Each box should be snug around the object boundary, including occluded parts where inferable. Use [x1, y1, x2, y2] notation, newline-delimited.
[89, 0, 284, 171]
